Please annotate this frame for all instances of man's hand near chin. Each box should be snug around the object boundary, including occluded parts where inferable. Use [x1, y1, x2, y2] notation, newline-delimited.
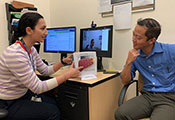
[126, 49, 140, 66]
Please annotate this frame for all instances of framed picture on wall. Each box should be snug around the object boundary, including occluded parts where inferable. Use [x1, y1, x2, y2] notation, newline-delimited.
[101, 0, 155, 17]
[101, 0, 131, 17]
[132, 0, 155, 12]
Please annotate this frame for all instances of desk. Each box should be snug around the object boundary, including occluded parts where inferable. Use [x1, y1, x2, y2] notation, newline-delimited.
[51, 68, 122, 120]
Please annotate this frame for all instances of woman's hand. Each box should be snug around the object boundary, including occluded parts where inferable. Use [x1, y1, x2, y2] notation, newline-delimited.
[65, 62, 83, 79]
[62, 54, 73, 64]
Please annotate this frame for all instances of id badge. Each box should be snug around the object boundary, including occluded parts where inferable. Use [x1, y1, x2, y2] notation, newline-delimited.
[31, 96, 42, 102]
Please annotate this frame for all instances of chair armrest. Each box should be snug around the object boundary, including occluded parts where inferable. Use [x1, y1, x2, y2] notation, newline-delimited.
[37, 74, 52, 81]
[118, 80, 138, 107]
[0, 109, 8, 119]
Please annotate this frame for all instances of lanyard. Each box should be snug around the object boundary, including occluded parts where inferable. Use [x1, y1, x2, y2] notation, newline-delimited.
[20, 40, 40, 98]
[20, 39, 35, 72]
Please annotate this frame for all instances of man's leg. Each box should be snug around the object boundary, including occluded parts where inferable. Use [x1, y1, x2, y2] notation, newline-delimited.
[151, 104, 175, 120]
[115, 94, 152, 120]
[150, 93, 175, 120]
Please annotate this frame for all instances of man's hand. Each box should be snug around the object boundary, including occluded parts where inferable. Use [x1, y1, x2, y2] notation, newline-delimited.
[126, 49, 140, 65]
[120, 49, 140, 85]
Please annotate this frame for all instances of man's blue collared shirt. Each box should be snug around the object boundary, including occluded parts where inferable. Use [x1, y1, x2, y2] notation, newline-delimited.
[131, 41, 175, 92]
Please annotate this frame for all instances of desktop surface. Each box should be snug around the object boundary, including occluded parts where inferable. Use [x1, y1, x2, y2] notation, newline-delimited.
[51, 67, 119, 87]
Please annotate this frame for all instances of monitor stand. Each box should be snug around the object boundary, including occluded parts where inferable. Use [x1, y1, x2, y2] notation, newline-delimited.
[97, 57, 104, 72]
[60, 53, 72, 66]
[61, 53, 67, 61]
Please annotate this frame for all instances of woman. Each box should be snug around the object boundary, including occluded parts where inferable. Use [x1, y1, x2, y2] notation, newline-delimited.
[0, 12, 82, 120]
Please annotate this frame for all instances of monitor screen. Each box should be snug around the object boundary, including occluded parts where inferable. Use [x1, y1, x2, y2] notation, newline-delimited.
[80, 25, 113, 58]
[44, 26, 76, 53]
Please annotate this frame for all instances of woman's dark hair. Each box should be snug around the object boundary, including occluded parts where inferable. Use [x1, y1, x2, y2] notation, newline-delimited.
[137, 18, 161, 40]
[13, 12, 43, 40]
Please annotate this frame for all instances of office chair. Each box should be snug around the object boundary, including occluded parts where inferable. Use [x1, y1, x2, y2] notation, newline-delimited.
[118, 74, 149, 120]
[0, 109, 8, 119]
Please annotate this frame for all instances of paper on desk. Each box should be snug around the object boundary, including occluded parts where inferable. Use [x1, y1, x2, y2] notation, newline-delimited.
[73, 52, 97, 80]
[81, 74, 97, 80]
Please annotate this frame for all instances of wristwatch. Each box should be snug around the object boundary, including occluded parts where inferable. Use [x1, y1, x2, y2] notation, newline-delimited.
[61, 59, 67, 65]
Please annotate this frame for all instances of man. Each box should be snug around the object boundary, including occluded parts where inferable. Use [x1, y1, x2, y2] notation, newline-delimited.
[115, 18, 175, 120]
[86, 39, 95, 50]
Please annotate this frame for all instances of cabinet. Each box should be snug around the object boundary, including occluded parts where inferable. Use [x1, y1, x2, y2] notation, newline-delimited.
[51, 71, 122, 120]
[57, 82, 89, 120]
[5, 2, 37, 45]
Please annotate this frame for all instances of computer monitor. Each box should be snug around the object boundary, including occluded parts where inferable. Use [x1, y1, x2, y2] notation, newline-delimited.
[44, 26, 76, 59]
[79, 25, 113, 70]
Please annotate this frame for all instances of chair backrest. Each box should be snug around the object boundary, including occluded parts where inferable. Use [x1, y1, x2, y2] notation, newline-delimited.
[138, 73, 143, 92]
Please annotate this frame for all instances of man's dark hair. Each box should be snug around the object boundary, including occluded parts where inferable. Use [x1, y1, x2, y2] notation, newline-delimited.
[137, 18, 161, 40]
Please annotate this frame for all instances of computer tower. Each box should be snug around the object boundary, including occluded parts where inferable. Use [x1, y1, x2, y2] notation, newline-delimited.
[56, 82, 89, 120]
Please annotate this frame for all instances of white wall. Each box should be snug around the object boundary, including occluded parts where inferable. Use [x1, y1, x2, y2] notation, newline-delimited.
[50, 0, 175, 70]
[1, 0, 175, 99]
[0, 0, 11, 53]
[1, 0, 175, 68]
[49, 0, 175, 99]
